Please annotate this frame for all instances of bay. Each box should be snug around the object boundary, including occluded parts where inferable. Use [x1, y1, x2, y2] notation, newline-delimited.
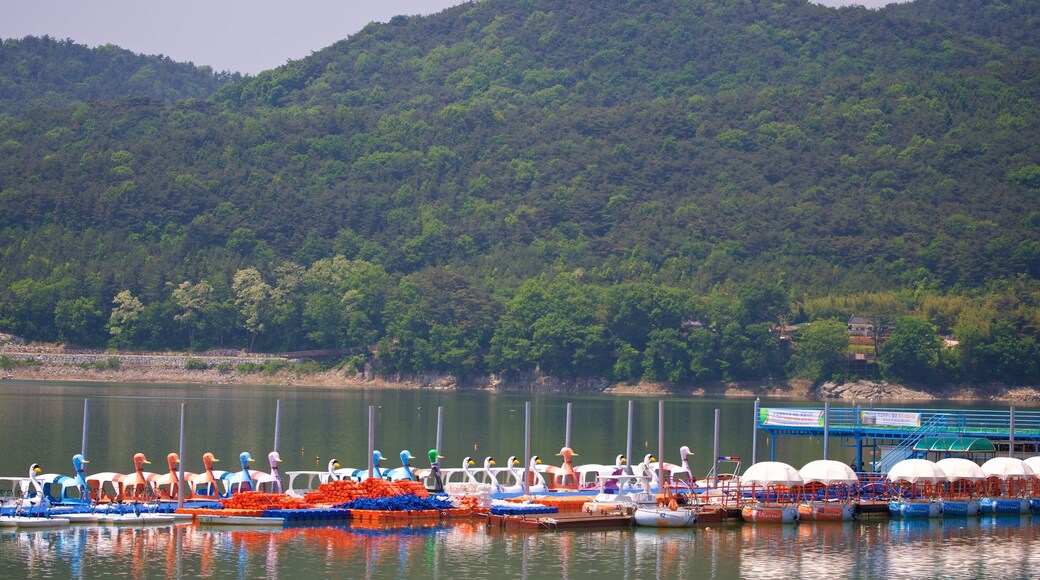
[1, 380, 1039, 579]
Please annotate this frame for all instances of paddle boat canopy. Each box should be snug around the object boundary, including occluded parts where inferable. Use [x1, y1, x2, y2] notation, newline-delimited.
[887, 459, 945, 517]
[739, 461, 802, 524]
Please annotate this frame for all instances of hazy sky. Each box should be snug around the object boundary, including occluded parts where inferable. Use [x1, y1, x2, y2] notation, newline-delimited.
[2, 0, 905, 75]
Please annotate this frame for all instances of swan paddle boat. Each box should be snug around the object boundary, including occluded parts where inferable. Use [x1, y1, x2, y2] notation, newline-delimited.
[575, 454, 627, 490]
[251, 451, 284, 493]
[119, 453, 157, 502]
[226, 452, 258, 495]
[497, 456, 526, 494]
[17, 464, 49, 509]
[39, 454, 94, 506]
[442, 456, 479, 485]
[385, 450, 418, 482]
[419, 449, 445, 493]
[189, 453, 229, 499]
[351, 450, 392, 481]
[150, 453, 194, 501]
[545, 447, 579, 490]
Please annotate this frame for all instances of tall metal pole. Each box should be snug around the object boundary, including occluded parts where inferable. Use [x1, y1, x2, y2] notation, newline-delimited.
[626, 401, 635, 475]
[823, 401, 830, 460]
[565, 402, 572, 449]
[81, 399, 89, 458]
[752, 398, 760, 465]
[436, 406, 444, 455]
[177, 403, 186, 508]
[273, 399, 282, 454]
[524, 405, 532, 494]
[368, 406, 375, 480]
[658, 401, 665, 489]
[1009, 406, 1016, 458]
[712, 409, 721, 488]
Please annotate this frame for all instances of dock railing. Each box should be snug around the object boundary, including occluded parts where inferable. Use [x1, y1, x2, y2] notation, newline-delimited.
[873, 413, 949, 473]
[759, 406, 1040, 439]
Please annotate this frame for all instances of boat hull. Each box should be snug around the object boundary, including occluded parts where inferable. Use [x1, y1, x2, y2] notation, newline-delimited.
[0, 516, 71, 528]
[888, 500, 941, 518]
[941, 499, 980, 517]
[979, 497, 1029, 514]
[96, 513, 176, 525]
[797, 502, 855, 521]
[197, 515, 285, 527]
[741, 504, 798, 523]
[633, 507, 696, 527]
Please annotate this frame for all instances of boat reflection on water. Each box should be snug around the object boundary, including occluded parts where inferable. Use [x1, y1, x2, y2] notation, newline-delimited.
[738, 521, 855, 579]
[4, 515, 1040, 578]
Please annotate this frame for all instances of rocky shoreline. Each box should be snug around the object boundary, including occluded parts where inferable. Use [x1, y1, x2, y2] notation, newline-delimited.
[1, 344, 1037, 403]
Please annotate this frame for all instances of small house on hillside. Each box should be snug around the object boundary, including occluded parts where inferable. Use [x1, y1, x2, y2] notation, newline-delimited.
[847, 315, 873, 337]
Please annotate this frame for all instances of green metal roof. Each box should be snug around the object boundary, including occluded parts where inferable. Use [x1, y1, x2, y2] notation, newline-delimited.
[913, 437, 996, 453]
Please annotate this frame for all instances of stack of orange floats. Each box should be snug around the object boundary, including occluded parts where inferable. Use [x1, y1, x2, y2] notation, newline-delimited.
[179, 479, 477, 523]
[505, 496, 588, 514]
[303, 478, 430, 505]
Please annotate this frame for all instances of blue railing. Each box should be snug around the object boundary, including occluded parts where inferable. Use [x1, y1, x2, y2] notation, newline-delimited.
[758, 406, 1040, 438]
[873, 414, 949, 473]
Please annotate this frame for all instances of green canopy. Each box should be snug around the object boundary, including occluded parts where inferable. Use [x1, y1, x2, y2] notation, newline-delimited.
[913, 437, 996, 453]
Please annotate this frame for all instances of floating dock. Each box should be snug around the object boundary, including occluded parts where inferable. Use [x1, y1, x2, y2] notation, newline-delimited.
[488, 511, 634, 530]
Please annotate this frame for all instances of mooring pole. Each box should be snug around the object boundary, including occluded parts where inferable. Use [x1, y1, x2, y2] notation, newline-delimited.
[81, 399, 90, 458]
[177, 403, 186, 509]
[752, 397, 760, 465]
[1009, 406, 1016, 458]
[626, 401, 635, 475]
[658, 400, 665, 488]
[565, 402, 573, 450]
[273, 399, 282, 455]
[368, 406, 375, 480]
[823, 401, 830, 460]
[523, 401, 532, 496]
[712, 409, 721, 488]
[436, 406, 444, 456]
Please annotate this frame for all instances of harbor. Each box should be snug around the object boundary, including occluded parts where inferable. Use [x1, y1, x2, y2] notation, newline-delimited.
[4, 381, 1040, 578]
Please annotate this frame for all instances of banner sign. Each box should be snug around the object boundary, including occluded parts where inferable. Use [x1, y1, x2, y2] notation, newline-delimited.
[759, 408, 823, 427]
[861, 410, 921, 428]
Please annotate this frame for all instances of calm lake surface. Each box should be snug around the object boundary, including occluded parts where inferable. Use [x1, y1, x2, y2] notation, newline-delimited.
[1, 380, 1038, 579]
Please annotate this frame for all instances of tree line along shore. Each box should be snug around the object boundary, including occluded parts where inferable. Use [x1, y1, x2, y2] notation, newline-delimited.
[2, 343, 1037, 405]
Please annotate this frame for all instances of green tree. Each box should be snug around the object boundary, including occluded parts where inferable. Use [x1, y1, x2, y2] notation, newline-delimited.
[233, 268, 273, 351]
[54, 297, 103, 346]
[789, 319, 849, 383]
[880, 316, 940, 382]
[107, 290, 144, 348]
[171, 280, 213, 351]
[642, 328, 691, 383]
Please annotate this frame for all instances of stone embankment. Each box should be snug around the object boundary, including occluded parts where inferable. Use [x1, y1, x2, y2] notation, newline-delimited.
[1, 341, 1037, 402]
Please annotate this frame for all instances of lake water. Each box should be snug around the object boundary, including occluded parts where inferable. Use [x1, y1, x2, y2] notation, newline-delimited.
[1, 380, 1038, 578]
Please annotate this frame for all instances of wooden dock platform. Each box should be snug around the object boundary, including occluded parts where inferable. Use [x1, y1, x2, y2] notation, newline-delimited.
[488, 511, 633, 530]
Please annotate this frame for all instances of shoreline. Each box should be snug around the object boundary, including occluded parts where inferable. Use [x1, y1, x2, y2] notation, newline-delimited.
[2, 346, 1038, 403]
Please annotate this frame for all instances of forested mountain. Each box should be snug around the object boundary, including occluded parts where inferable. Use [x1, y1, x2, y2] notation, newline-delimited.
[0, 0, 1037, 388]
[0, 36, 240, 116]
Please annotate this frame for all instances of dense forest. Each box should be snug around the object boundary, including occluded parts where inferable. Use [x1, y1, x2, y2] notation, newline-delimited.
[0, 0, 1037, 388]
[0, 36, 240, 115]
